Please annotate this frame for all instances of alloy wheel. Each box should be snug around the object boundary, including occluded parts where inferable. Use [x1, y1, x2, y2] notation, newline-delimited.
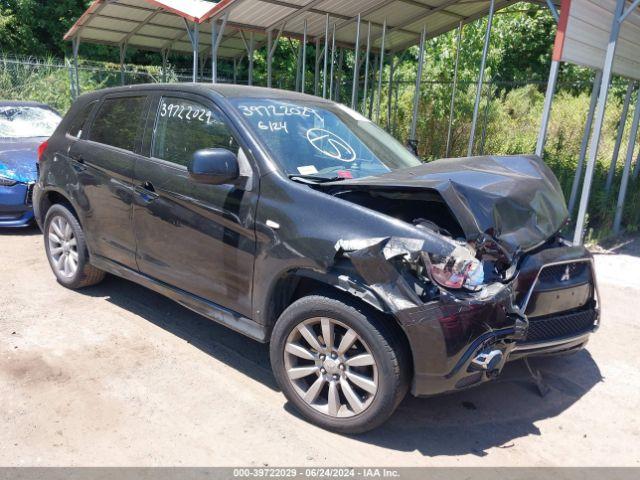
[48, 215, 79, 278]
[284, 317, 378, 418]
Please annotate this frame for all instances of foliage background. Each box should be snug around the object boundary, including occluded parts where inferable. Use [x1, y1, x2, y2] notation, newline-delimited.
[1, 1, 639, 240]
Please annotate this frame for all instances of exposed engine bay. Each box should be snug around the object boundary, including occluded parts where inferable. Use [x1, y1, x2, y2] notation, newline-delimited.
[307, 155, 599, 396]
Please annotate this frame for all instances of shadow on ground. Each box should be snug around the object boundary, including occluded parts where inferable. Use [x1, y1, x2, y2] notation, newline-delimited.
[83, 274, 275, 390]
[82, 274, 602, 457]
[595, 233, 640, 257]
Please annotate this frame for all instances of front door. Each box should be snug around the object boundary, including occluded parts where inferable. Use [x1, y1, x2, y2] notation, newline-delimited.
[132, 94, 257, 317]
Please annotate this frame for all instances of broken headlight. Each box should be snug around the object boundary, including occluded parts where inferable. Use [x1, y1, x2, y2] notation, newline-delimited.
[427, 246, 485, 291]
[0, 175, 18, 187]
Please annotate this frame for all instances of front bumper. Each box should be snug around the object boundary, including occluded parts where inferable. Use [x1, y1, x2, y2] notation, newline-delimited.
[0, 182, 34, 227]
[402, 244, 599, 397]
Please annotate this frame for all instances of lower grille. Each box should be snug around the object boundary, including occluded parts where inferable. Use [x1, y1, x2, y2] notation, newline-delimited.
[524, 308, 597, 344]
[537, 262, 589, 283]
[25, 183, 34, 205]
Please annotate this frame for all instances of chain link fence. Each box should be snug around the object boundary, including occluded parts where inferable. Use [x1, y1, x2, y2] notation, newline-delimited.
[2, 54, 638, 238]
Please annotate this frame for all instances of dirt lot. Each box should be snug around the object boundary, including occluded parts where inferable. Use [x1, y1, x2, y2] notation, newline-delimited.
[1, 226, 639, 466]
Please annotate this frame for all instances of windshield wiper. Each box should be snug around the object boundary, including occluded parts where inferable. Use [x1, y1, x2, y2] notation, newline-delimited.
[288, 174, 348, 183]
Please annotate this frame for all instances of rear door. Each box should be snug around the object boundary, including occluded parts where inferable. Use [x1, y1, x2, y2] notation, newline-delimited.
[132, 93, 258, 317]
[70, 93, 150, 269]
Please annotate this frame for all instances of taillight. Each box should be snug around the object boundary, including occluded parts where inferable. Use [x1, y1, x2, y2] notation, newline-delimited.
[37, 140, 49, 163]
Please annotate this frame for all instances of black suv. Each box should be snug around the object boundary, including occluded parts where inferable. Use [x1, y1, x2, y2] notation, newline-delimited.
[34, 84, 600, 433]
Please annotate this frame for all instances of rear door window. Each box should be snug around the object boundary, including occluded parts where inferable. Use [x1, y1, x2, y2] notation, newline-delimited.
[89, 96, 146, 151]
[151, 96, 239, 167]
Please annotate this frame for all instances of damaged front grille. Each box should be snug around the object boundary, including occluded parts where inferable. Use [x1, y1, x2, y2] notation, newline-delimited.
[523, 307, 597, 344]
[537, 262, 588, 284]
[523, 260, 594, 318]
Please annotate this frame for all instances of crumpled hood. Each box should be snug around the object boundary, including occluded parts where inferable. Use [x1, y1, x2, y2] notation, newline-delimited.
[327, 155, 568, 254]
[0, 137, 41, 183]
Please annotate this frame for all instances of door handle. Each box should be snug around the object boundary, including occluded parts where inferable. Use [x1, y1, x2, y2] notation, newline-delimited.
[141, 181, 155, 193]
[69, 154, 86, 172]
[135, 181, 159, 204]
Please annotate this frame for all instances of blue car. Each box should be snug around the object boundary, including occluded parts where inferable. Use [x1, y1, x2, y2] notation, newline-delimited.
[0, 101, 61, 227]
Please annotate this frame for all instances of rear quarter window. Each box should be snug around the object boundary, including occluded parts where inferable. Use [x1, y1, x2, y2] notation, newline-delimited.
[89, 96, 146, 151]
[67, 101, 97, 139]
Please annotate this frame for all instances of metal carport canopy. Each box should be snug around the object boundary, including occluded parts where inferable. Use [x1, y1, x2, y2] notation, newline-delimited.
[555, 0, 640, 81]
[64, 0, 546, 60]
[63, 0, 254, 58]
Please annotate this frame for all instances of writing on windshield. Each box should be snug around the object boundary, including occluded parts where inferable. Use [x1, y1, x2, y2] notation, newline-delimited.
[231, 99, 395, 179]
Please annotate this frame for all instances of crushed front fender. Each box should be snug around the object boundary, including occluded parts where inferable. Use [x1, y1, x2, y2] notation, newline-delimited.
[335, 236, 529, 396]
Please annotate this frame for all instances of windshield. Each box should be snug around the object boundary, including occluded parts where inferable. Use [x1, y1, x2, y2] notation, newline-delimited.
[229, 98, 420, 180]
[0, 106, 61, 138]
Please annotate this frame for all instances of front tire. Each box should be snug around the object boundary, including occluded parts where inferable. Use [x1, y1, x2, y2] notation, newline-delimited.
[44, 203, 105, 289]
[270, 294, 409, 434]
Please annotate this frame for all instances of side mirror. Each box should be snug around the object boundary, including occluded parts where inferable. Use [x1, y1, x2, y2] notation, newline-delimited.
[188, 148, 239, 185]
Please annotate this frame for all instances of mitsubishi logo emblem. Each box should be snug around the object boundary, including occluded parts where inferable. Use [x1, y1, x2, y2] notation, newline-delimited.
[560, 265, 571, 282]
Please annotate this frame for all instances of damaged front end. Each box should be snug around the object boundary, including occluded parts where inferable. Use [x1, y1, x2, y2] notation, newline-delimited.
[335, 235, 530, 396]
[328, 156, 599, 396]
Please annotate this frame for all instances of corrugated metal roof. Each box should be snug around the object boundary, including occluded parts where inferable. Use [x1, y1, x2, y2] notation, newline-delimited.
[65, 0, 556, 58]
[558, 0, 640, 81]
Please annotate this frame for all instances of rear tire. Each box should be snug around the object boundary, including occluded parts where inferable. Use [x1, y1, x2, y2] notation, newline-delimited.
[270, 294, 409, 434]
[44, 203, 105, 289]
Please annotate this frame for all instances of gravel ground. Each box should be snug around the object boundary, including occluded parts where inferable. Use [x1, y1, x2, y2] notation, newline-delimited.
[1, 226, 639, 466]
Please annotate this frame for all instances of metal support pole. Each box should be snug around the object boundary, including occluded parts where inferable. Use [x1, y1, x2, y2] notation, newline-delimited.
[409, 25, 427, 143]
[193, 23, 199, 83]
[211, 20, 218, 83]
[72, 36, 81, 96]
[199, 54, 205, 84]
[323, 14, 330, 98]
[393, 80, 400, 135]
[329, 22, 336, 100]
[119, 43, 126, 86]
[161, 49, 168, 82]
[301, 19, 307, 93]
[267, 30, 273, 88]
[633, 148, 640, 180]
[574, 0, 626, 244]
[233, 57, 238, 84]
[361, 22, 372, 113]
[375, 18, 386, 123]
[606, 80, 636, 193]
[446, 21, 463, 157]
[351, 14, 362, 110]
[545, 0, 559, 22]
[386, 56, 395, 131]
[295, 43, 302, 91]
[266, 22, 284, 88]
[336, 48, 344, 102]
[184, 19, 200, 83]
[535, 59, 560, 157]
[479, 80, 493, 155]
[613, 90, 640, 234]
[368, 54, 378, 119]
[66, 58, 76, 101]
[314, 38, 321, 96]
[211, 15, 228, 84]
[468, 0, 495, 157]
[248, 31, 254, 86]
[568, 70, 602, 215]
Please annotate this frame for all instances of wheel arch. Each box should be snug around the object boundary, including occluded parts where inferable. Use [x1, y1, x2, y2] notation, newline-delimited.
[38, 188, 80, 226]
[262, 269, 411, 356]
